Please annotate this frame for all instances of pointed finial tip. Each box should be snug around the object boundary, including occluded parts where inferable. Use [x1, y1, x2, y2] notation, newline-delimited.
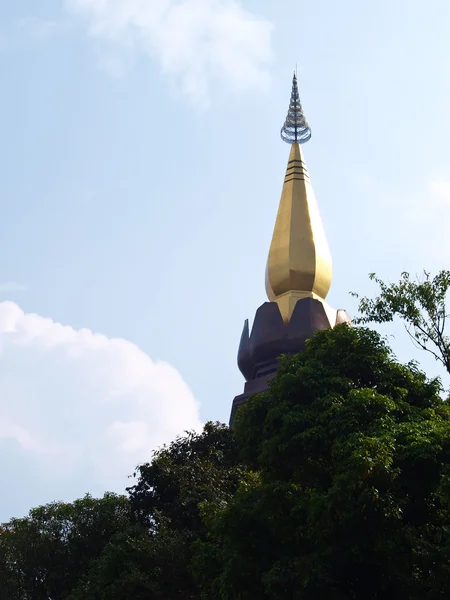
[280, 74, 311, 145]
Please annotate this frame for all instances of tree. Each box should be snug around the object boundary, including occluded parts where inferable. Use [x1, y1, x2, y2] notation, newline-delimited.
[67, 524, 195, 600]
[194, 325, 450, 599]
[69, 422, 243, 599]
[352, 270, 450, 374]
[0, 424, 242, 599]
[0, 493, 131, 600]
[127, 421, 242, 533]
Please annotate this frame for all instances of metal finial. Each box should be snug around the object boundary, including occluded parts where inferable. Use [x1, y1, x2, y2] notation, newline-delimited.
[280, 73, 311, 145]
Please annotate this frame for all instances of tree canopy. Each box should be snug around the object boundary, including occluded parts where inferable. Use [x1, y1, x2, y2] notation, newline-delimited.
[194, 326, 450, 599]
[0, 493, 131, 600]
[352, 270, 450, 374]
[2, 325, 450, 599]
[69, 423, 241, 599]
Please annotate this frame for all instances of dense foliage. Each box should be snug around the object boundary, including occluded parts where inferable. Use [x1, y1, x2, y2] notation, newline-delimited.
[69, 422, 243, 599]
[195, 326, 450, 599]
[0, 423, 241, 599]
[0, 493, 131, 600]
[2, 325, 450, 599]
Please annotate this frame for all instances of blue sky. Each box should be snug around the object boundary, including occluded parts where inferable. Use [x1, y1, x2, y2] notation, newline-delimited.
[1, 0, 450, 520]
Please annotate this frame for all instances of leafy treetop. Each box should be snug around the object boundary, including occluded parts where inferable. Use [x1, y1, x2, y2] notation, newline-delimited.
[194, 325, 450, 600]
[352, 270, 450, 375]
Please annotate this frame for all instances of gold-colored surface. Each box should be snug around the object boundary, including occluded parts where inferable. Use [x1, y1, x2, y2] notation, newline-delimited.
[265, 142, 332, 322]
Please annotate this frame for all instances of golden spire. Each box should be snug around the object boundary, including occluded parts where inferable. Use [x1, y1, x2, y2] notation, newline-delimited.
[265, 74, 332, 323]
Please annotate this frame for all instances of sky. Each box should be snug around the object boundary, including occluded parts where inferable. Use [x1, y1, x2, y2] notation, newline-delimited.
[1, 0, 450, 521]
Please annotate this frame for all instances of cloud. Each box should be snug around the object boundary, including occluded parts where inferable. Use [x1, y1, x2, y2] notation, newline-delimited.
[66, 0, 274, 104]
[0, 282, 26, 294]
[0, 301, 201, 520]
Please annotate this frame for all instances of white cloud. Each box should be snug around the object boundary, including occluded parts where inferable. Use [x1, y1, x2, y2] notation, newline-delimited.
[66, 0, 274, 104]
[0, 301, 201, 520]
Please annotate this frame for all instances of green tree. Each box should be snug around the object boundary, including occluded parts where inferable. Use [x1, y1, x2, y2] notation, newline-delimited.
[352, 270, 450, 374]
[0, 493, 131, 600]
[67, 524, 194, 600]
[194, 325, 450, 599]
[69, 422, 243, 599]
[128, 421, 242, 533]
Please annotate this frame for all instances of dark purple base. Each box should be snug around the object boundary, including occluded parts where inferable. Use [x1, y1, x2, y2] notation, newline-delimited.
[230, 298, 350, 426]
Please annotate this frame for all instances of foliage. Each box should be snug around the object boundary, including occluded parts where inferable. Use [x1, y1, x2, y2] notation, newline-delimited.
[194, 325, 450, 599]
[352, 270, 450, 374]
[67, 523, 196, 600]
[128, 421, 242, 532]
[68, 422, 243, 599]
[0, 493, 131, 600]
[4, 326, 450, 599]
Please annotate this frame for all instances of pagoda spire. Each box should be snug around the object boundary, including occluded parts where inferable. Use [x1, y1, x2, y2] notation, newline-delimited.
[265, 74, 332, 323]
[230, 71, 351, 426]
[280, 72, 311, 144]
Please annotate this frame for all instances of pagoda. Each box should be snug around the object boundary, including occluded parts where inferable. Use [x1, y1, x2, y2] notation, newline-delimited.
[230, 74, 351, 425]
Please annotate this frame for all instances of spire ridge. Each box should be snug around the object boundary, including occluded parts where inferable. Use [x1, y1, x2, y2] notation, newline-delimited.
[280, 73, 311, 145]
